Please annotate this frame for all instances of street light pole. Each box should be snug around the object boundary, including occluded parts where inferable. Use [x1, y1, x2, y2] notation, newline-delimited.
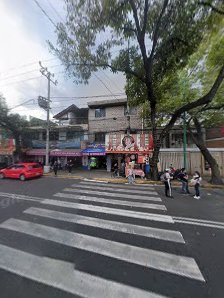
[39, 61, 57, 173]
[183, 111, 187, 169]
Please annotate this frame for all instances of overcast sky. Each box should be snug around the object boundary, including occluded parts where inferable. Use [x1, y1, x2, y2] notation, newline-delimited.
[0, 0, 126, 120]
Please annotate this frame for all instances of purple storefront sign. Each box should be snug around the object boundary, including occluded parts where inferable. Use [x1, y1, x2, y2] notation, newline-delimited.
[26, 149, 46, 156]
[50, 150, 82, 157]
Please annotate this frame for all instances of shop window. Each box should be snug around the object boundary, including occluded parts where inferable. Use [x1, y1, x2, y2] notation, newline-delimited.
[95, 132, 105, 143]
[95, 108, 106, 118]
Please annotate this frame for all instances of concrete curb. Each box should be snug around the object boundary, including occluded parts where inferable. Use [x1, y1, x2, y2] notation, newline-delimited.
[43, 173, 224, 189]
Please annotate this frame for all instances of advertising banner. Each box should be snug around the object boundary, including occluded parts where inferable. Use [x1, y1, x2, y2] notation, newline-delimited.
[105, 133, 153, 153]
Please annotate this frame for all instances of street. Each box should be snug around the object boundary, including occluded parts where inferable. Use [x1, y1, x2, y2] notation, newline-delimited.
[0, 176, 223, 298]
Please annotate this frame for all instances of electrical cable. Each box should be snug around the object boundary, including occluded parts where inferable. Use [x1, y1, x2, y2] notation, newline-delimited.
[46, 0, 64, 23]
[0, 58, 57, 75]
[32, 0, 58, 29]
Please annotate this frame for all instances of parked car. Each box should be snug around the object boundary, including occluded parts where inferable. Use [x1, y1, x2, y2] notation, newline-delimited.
[0, 162, 43, 181]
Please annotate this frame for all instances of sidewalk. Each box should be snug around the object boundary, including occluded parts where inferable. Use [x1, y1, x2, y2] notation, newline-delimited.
[45, 168, 224, 189]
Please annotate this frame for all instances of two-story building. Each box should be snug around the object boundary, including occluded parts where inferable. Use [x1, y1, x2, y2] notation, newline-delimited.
[84, 98, 153, 171]
[25, 104, 88, 168]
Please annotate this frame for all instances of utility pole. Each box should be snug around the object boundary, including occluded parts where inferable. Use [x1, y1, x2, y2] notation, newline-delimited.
[39, 61, 57, 173]
[183, 111, 187, 169]
[126, 38, 130, 135]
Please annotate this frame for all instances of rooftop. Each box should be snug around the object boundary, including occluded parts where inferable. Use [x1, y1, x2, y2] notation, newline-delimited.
[87, 98, 127, 108]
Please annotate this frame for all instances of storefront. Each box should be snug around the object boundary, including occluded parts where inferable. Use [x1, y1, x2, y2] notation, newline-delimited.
[25, 149, 82, 168]
[81, 145, 106, 170]
[50, 149, 82, 168]
[105, 133, 153, 176]
[25, 149, 46, 164]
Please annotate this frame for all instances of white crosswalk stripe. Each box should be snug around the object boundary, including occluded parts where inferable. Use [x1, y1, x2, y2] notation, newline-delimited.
[0, 218, 204, 281]
[0, 182, 206, 297]
[42, 199, 174, 223]
[54, 192, 167, 211]
[72, 183, 155, 195]
[0, 244, 166, 298]
[81, 180, 155, 189]
[24, 207, 184, 243]
[61, 187, 160, 200]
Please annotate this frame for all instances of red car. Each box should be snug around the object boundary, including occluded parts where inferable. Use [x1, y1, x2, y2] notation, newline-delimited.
[0, 163, 43, 181]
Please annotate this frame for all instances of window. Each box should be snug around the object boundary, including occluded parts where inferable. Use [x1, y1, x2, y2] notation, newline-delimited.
[124, 106, 137, 115]
[94, 132, 105, 143]
[95, 108, 106, 118]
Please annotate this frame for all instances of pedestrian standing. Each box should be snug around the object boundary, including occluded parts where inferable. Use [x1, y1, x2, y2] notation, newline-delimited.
[192, 171, 202, 199]
[177, 168, 190, 194]
[164, 169, 173, 198]
[113, 162, 118, 177]
[127, 165, 134, 184]
[67, 160, 73, 174]
[144, 154, 150, 179]
[53, 160, 58, 176]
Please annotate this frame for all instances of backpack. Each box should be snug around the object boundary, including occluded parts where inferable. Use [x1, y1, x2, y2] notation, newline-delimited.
[160, 173, 166, 182]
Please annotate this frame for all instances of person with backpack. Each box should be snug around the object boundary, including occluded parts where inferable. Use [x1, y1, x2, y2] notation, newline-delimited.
[161, 169, 173, 198]
[192, 171, 202, 199]
[177, 168, 190, 194]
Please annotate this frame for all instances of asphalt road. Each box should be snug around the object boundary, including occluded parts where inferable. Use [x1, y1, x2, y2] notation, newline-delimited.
[0, 176, 223, 298]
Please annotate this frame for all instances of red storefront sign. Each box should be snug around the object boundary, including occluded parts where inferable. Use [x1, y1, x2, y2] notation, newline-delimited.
[105, 133, 153, 154]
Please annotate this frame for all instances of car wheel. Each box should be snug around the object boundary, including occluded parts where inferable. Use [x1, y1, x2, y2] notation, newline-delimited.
[20, 174, 26, 181]
[0, 173, 5, 179]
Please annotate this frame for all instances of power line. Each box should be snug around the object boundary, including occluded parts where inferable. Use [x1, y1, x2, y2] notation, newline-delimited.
[8, 99, 37, 111]
[33, 0, 58, 29]
[0, 64, 63, 82]
[46, 0, 64, 23]
[99, 69, 124, 93]
[0, 58, 57, 75]
[93, 72, 120, 101]
[0, 75, 42, 88]
[50, 93, 125, 100]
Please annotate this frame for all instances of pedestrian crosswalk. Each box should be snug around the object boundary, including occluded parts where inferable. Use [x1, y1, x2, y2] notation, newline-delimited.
[0, 181, 205, 298]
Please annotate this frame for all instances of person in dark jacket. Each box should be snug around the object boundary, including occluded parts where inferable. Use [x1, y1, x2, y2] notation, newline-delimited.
[53, 161, 58, 176]
[177, 168, 190, 194]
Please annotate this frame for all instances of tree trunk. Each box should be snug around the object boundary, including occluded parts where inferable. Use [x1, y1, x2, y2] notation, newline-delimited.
[197, 143, 223, 184]
[150, 143, 160, 180]
[189, 119, 223, 185]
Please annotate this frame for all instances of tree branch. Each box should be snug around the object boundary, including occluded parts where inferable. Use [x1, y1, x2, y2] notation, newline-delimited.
[129, 0, 148, 68]
[160, 64, 224, 140]
[142, 0, 149, 37]
[198, 1, 224, 15]
[148, 0, 169, 72]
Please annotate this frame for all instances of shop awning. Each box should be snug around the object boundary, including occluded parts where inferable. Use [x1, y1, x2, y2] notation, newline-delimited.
[81, 147, 105, 156]
[50, 149, 82, 157]
[26, 149, 46, 156]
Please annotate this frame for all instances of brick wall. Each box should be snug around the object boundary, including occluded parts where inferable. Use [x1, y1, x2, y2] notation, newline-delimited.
[88, 105, 142, 133]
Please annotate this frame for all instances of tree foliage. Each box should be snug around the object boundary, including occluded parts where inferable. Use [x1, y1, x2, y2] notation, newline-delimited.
[0, 94, 29, 153]
[50, 0, 224, 178]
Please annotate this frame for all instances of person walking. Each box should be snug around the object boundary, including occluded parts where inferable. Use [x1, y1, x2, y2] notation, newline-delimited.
[127, 165, 134, 184]
[53, 160, 58, 176]
[177, 168, 190, 194]
[164, 169, 173, 198]
[192, 171, 202, 199]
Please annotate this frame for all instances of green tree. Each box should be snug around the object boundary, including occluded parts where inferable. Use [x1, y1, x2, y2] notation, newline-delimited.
[0, 94, 29, 159]
[50, 0, 224, 179]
